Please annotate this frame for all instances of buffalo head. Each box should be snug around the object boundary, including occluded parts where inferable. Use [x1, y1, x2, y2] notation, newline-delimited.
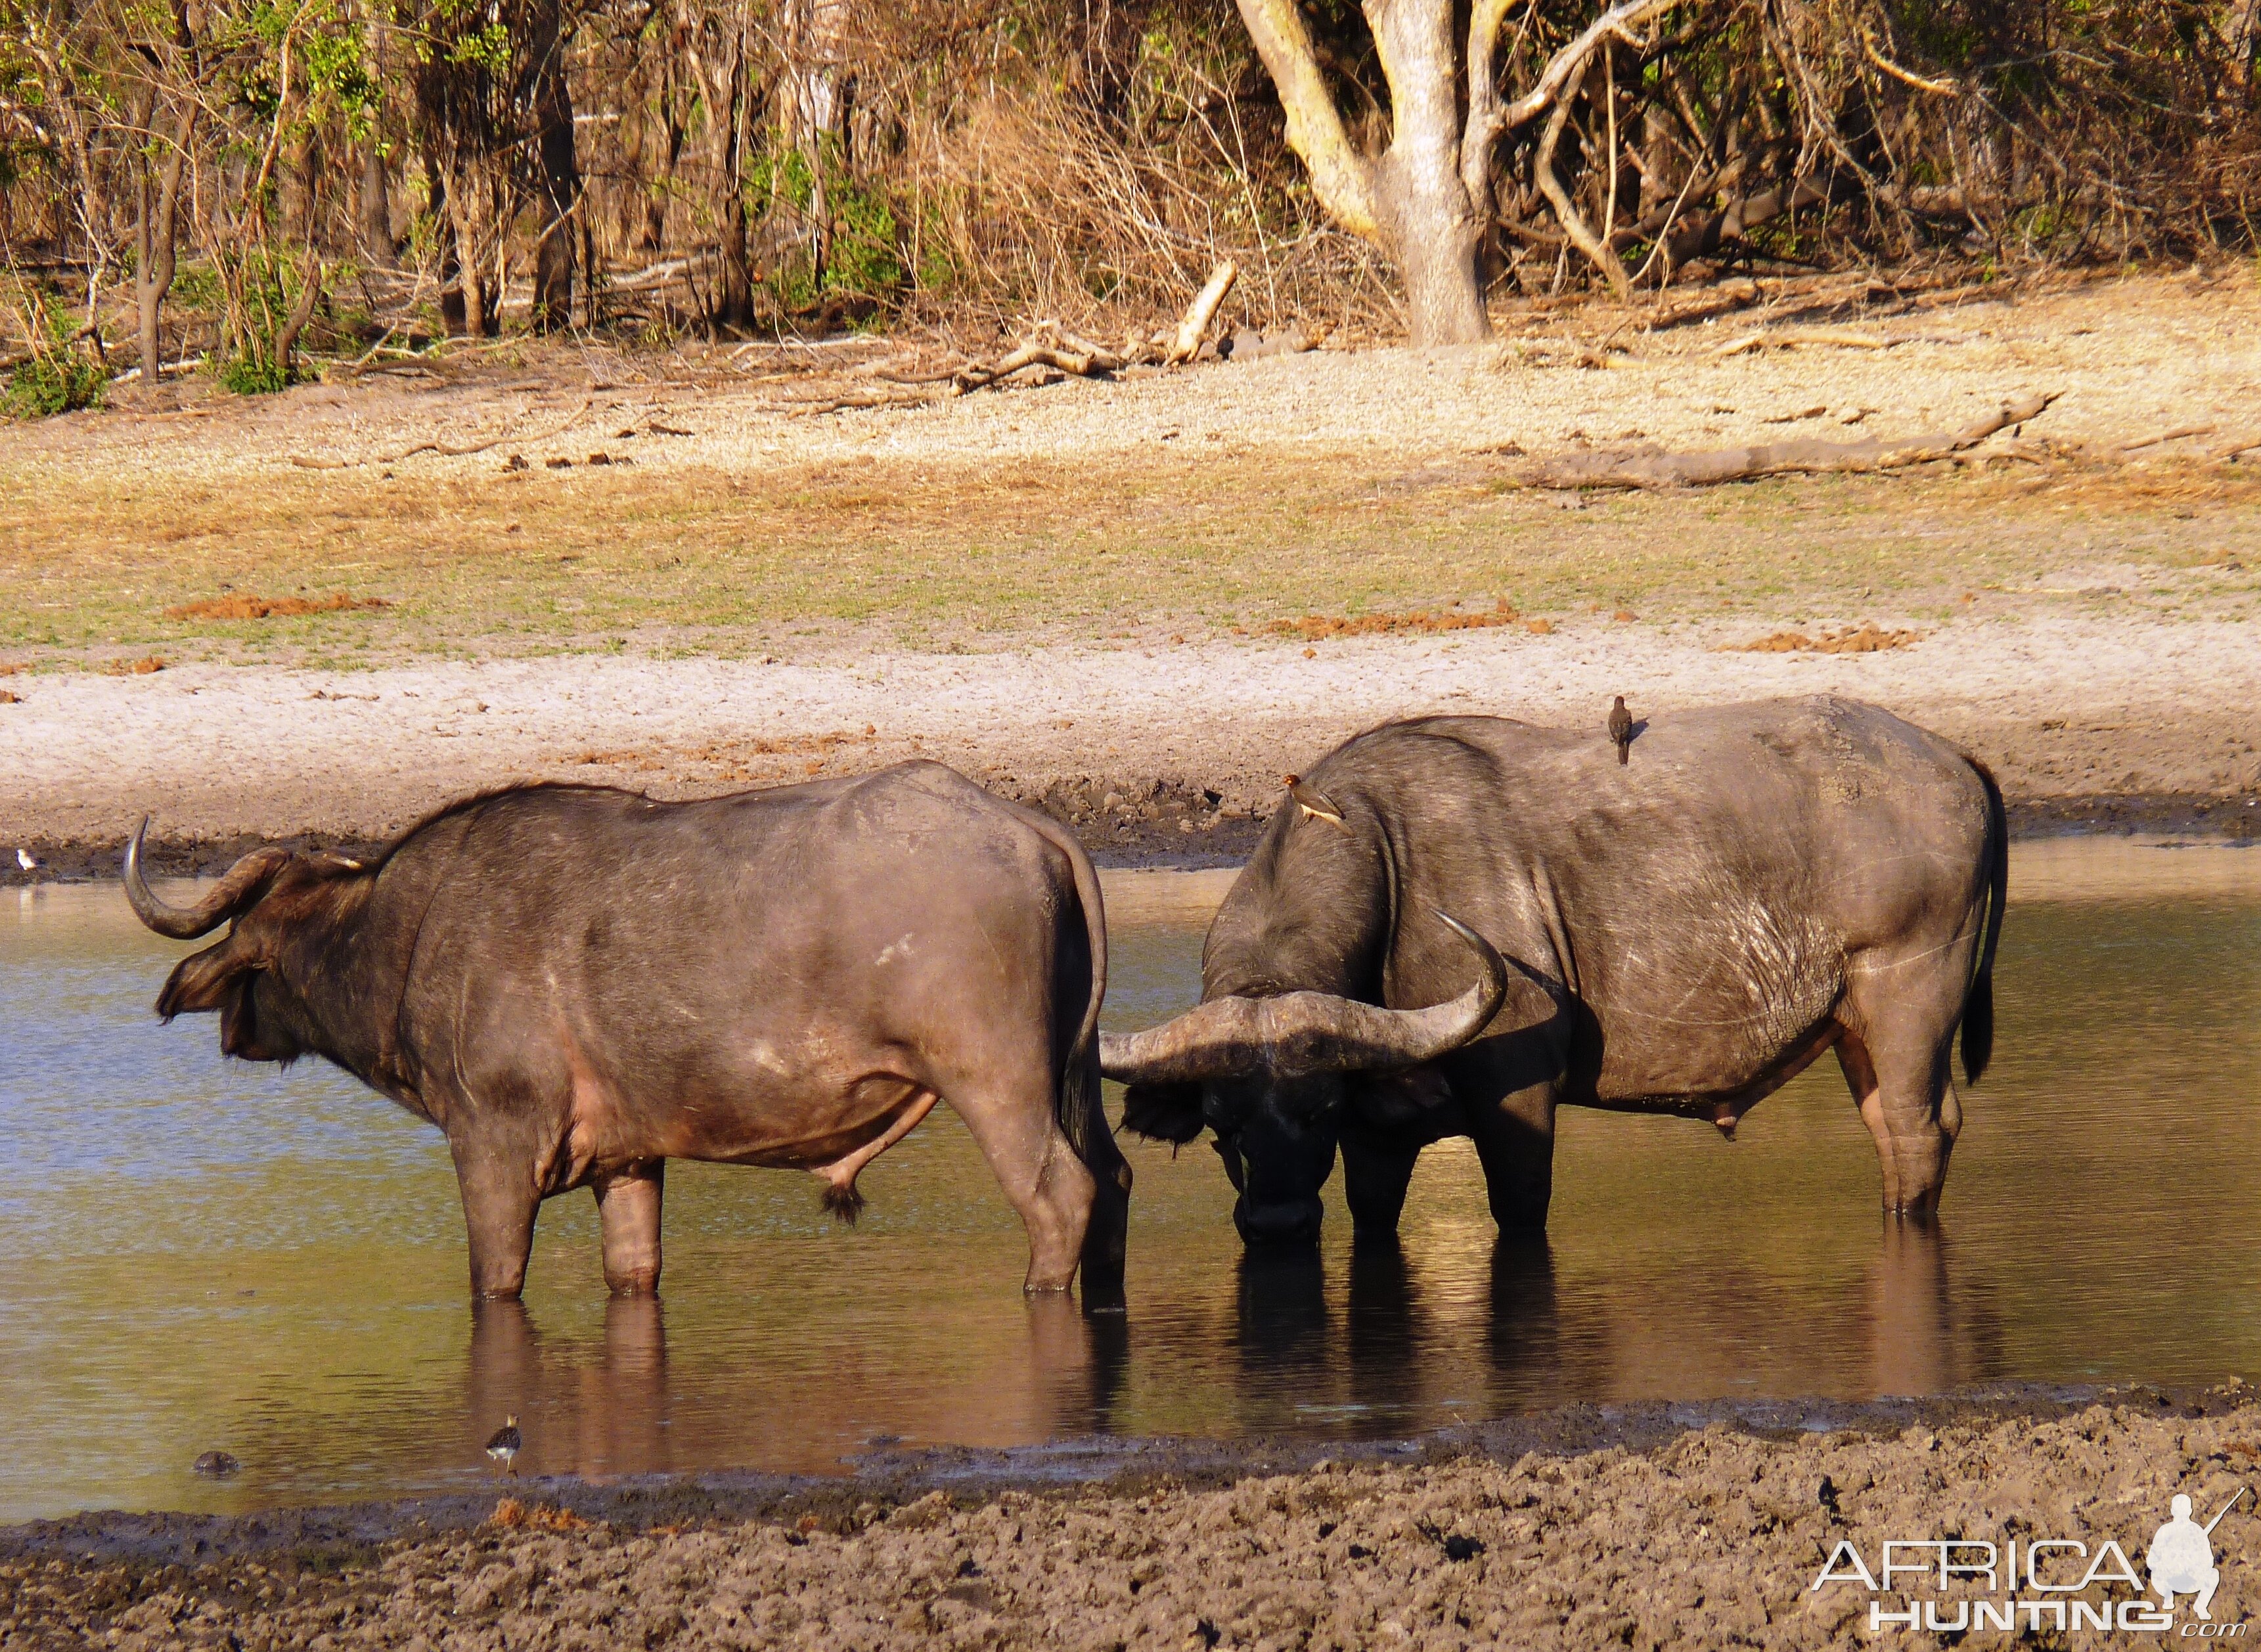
[1100, 910, 1505, 1244]
[125, 818, 366, 1062]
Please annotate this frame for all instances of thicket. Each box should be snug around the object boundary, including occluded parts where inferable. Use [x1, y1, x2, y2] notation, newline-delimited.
[1, 0, 2256, 399]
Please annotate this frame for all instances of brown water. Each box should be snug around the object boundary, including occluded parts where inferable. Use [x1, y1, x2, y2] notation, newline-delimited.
[2, 839, 2257, 1521]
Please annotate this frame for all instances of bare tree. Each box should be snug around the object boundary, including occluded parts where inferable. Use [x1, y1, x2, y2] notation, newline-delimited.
[524, 0, 581, 328]
[357, 8, 392, 264]
[1234, 0, 1678, 342]
[132, 102, 195, 378]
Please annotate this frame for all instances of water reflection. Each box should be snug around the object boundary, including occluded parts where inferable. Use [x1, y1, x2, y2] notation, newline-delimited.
[1, 843, 2257, 1519]
[449, 1289, 1140, 1483]
[462, 1298, 677, 1479]
[422, 1215, 1986, 1483]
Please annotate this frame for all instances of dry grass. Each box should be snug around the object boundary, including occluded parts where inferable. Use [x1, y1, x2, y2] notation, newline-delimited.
[6, 271, 2260, 670]
[1725, 623, 1925, 654]
[1261, 600, 1529, 640]
[3, 448, 2256, 671]
[162, 592, 391, 621]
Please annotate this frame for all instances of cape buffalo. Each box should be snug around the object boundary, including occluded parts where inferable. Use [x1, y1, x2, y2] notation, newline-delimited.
[127, 763, 1132, 1301]
[1100, 697, 2006, 1246]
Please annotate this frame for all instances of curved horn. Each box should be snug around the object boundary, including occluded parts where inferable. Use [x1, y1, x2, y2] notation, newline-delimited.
[123, 818, 293, 939]
[1100, 910, 1508, 1084]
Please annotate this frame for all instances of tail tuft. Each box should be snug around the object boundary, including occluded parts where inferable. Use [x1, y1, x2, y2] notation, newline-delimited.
[820, 1181, 866, 1225]
[1960, 974, 1994, 1086]
[1959, 755, 2009, 1086]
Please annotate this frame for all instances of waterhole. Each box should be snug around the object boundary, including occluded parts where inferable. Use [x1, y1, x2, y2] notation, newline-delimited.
[1, 839, 2256, 1519]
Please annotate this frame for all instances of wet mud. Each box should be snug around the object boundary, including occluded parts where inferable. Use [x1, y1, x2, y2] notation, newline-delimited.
[5, 1384, 2256, 1649]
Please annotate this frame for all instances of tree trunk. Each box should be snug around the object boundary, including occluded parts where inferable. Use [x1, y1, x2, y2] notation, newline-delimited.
[135, 109, 196, 380]
[690, 2, 753, 329]
[525, 0, 579, 330]
[359, 136, 391, 263]
[359, 13, 392, 262]
[427, 150, 466, 334]
[2232, 0, 2261, 87]
[644, 56, 684, 253]
[1369, 0, 1489, 343]
[280, 128, 317, 248]
[713, 21, 753, 329]
[449, 169, 495, 336]
[780, 0, 855, 290]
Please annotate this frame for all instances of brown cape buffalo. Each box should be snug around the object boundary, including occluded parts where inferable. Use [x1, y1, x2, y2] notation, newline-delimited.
[1100, 697, 2005, 1246]
[127, 763, 1132, 1301]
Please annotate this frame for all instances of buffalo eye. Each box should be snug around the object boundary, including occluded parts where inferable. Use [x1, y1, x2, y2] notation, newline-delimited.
[1120, 1081, 1205, 1144]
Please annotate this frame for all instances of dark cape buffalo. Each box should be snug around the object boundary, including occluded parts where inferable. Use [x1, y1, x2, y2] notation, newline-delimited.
[1100, 697, 2006, 1246]
[127, 763, 1132, 1301]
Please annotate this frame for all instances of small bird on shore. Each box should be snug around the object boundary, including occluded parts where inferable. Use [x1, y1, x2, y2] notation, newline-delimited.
[485, 1415, 522, 1477]
[1284, 774, 1349, 832]
[14, 848, 35, 872]
[1607, 696, 1634, 765]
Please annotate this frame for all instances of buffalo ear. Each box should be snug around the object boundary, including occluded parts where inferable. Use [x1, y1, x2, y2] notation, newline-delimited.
[156, 939, 251, 1020]
[1119, 1081, 1207, 1144]
[1348, 1063, 1456, 1128]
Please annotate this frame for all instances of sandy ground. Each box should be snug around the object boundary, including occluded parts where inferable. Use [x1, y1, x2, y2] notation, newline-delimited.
[18, 265, 2260, 481]
[5, 612, 2259, 877]
[5, 1387, 2257, 1649]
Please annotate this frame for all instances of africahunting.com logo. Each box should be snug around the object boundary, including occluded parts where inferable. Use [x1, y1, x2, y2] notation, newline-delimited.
[1811, 1487, 2252, 1635]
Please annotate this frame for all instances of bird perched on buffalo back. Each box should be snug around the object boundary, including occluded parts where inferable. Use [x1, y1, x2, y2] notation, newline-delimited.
[485, 1415, 522, 1477]
[1284, 774, 1349, 832]
[1607, 697, 1634, 765]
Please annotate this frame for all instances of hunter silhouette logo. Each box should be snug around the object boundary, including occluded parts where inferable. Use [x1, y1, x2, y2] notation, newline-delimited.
[1812, 1485, 2254, 1635]
[2151, 1489, 2250, 1620]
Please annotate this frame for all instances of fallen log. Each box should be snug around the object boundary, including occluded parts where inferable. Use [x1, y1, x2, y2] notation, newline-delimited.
[1714, 326, 1894, 358]
[2119, 422, 2216, 453]
[952, 340, 1120, 394]
[287, 397, 594, 468]
[1499, 392, 2060, 490]
[1166, 263, 1238, 365]
[782, 391, 935, 416]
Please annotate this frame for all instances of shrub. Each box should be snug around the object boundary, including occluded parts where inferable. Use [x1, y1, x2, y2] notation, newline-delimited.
[3, 350, 106, 418]
[3, 288, 106, 418]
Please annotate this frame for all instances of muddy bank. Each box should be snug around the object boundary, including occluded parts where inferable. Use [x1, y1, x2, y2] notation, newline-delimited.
[5, 617, 2260, 883]
[5, 1385, 2256, 1649]
[10, 790, 2261, 888]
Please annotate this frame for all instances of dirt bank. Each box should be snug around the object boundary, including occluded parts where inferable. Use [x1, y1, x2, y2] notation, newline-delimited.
[5, 613, 2258, 882]
[5, 1386, 2256, 1649]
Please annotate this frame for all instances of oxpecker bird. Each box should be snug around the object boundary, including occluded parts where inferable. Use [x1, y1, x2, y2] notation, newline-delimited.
[1284, 774, 1349, 832]
[485, 1415, 522, 1477]
[1607, 697, 1634, 765]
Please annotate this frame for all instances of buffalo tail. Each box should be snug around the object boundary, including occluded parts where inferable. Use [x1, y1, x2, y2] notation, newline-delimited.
[1018, 808, 1117, 1176]
[1959, 755, 2009, 1085]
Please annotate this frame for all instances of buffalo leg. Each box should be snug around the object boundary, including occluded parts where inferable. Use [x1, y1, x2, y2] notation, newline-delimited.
[1341, 1134, 1422, 1239]
[1837, 1027, 1959, 1215]
[1469, 1086, 1557, 1234]
[951, 1086, 1099, 1295]
[1068, 1065, 1133, 1305]
[593, 1161, 665, 1295]
[453, 1144, 541, 1300]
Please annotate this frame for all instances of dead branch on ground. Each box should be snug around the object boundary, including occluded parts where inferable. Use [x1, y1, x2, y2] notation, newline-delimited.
[2118, 422, 2216, 452]
[1713, 326, 1895, 357]
[1165, 262, 1237, 365]
[1498, 393, 2061, 489]
[288, 397, 595, 468]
